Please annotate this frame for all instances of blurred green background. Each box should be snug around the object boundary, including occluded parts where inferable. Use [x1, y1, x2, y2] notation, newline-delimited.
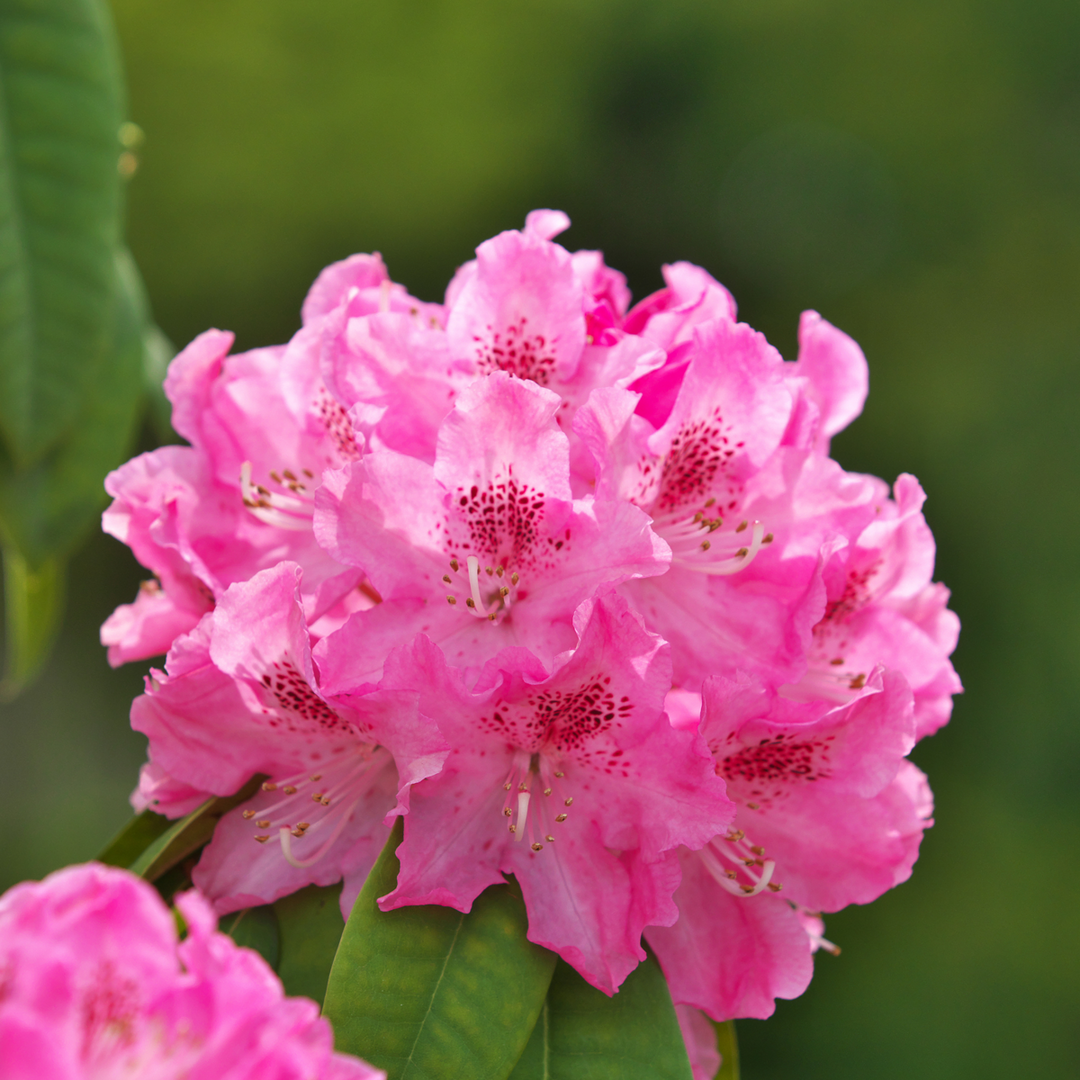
[2, 1, 1077, 1076]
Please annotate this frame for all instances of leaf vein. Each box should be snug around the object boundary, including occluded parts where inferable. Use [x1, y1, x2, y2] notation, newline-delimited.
[399, 911, 465, 1079]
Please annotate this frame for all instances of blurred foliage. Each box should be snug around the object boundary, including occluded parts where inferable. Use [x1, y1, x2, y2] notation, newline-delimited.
[1, 0, 1077, 1076]
[0, 1, 155, 693]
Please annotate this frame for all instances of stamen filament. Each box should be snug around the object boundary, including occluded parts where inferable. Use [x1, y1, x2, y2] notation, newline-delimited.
[240, 461, 313, 531]
[685, 521, 766, 576]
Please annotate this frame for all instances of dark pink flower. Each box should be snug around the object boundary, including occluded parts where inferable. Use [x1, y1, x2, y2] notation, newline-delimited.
[131, 563, 445, 917]
[374, 592, 733, 995]
[577, 319, 878, 689]
[784, 473, 962, 738]
[647, 669, 930, 1020]
[0, 863, 381, 1079]
[101, 209, 960, 1015]
[102, 328, 361, 667]
[101, 250, 431, 668]
[623, 261, 738, 351]
[314, 371, 669, 678]
[320, 211, 663, 492]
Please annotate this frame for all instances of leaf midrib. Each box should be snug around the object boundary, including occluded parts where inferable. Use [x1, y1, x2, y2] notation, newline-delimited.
[399, 911, 465, 1080]
[0, 19, 38, 436]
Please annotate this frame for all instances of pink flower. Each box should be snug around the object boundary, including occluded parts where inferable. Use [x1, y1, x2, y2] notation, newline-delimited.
[101, 250, 428, 668]
[622, 261, 738, 351]
[647, 669, 930, 1020]
[321, 211, 663, 492]
[783, 473, 962, 738]
[576, 318, 879, 689]
[102, 328, 362, 667]
[0, 863, 381, 1079]
[373, 591, 734, 995]
[101, 208, 960, 1018]
[783, 310, 870, 455]
[131, 563, 446, 919]
[676, 1005, 722, 1080]
[314, 371, 669, 679]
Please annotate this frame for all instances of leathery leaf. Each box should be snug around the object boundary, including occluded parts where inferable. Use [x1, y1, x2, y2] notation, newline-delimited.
[128, 775, 265, 883]
[323, 817, 557, 1080]
[96, 806, 172, 868]
[274, 882, 345, 1007]
[507, 952, 694, 1080]
[221, 904, 280, 971]
[0, 0, 125, 464]
[0, 247, 148, 693]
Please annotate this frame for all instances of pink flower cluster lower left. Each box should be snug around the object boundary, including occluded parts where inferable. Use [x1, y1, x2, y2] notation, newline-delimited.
[0, 863, 382, 1078]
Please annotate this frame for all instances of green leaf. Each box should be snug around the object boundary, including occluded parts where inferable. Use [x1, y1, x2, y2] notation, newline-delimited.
[222, 904, 280, 970]
[323, 818, 557, 1080]
[96, 807, 172, 868]
[714, 1021, 739, 1080]
[0, 246, 147, 567]
[129, 774, 265, 883]
[0, 245, 146, 693]
[0, 0, 125, 465]
[0, 541, 62, 698]
[507, 953, 694, 1080]
[274, 882, 345, 1007]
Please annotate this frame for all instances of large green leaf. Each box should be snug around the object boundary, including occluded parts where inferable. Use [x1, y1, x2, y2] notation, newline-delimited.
[274, 883, 345, 1007]
[0, 246, 148, 691]
[508, 953, 694, 1080]
[97, 806, 172, 867]
[323, 818, 557, 1080]
[221, 904, 280, 970]
[0, 1, 150, 695]
[0, 246, 146, 564]
[0, 0, 124, 465]
[128, 775, 265, 883]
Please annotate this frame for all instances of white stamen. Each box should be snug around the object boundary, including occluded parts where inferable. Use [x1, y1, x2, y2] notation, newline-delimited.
[699, 836, 778, 897]
[465, 555, 491, 619]
[239, 461, 312, 531]
[515, 791, 531, 841]
[688, 520, 766, 576]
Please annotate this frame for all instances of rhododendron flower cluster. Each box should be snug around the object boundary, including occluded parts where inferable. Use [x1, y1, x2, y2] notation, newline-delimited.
[102, 210, 960, 1020]
[0, 863, 382, 1079]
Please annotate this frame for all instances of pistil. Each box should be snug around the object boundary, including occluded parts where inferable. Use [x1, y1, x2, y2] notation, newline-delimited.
[500, 750, 571, 850]
[444, 555, 519, 622]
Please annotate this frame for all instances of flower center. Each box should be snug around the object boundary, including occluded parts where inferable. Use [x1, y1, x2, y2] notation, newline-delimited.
[653, 502, 772, 575]
[244, 746, 387, 868]
[497, 750, 574, 853]
[443, 554, 519, 622]
[698, 828, 783, 897]
[240, 460, 316, 531]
